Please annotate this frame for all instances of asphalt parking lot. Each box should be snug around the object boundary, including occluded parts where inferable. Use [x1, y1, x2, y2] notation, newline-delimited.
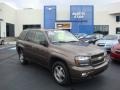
[0, 45, 120, 90]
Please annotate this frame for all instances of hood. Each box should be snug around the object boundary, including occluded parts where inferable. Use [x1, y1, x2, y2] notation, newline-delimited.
[113, 43, 120, 49]
[52, 43, 104, 56]
[96, 40, 118, 46]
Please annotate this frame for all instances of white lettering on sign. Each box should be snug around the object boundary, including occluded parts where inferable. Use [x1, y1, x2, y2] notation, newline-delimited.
[72, 12, 86, 19]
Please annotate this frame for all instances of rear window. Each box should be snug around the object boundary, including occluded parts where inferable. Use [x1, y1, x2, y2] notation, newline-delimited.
[19, 31, 27, 40]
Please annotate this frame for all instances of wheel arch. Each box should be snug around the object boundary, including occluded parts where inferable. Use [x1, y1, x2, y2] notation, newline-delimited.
[49, 56, 69, 70]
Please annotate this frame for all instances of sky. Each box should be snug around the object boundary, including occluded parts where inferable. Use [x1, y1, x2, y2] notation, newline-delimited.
[0, 0, 120, 9]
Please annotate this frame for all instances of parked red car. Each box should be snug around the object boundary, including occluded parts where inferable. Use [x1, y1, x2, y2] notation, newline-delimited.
[110, 40, 120, 61]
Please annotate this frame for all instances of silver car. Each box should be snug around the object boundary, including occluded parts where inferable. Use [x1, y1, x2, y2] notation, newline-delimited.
[96, 35, 120, 52]
[74, 33, 87, 39]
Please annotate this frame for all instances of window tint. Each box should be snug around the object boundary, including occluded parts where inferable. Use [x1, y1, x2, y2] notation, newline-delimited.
[34, 31, 46, 44]
[94, 25, 109, 35]
[23, 24, 41, 30]
[25, 31, 35, 42]
[19, 31, 27, 40]
[116, 16, 120, 22]
[116, 27, 120, 34]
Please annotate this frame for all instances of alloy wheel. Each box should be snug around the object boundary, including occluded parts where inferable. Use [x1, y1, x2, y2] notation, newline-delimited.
[54, 65, 65, 83]
[19, 51, 24, 63]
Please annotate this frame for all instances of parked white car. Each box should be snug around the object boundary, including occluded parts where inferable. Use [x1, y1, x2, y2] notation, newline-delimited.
[96, 35, 120, 52]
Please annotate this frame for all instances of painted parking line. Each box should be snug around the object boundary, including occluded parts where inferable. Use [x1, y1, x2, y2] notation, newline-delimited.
[0, 45, 15, 50]
[9, 47, 16, 50]
[0, 47, 5, 49]
[0, 46, 9, 50]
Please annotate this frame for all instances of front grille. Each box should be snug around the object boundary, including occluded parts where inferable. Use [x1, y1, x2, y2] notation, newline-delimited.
[91, 53, 104, 58]
[91, 53, 105, 66]
[115, 49, 120, 54]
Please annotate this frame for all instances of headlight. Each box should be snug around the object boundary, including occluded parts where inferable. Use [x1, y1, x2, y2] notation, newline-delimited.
[74, 56, 90, 66]
[104, 51, 108, 59]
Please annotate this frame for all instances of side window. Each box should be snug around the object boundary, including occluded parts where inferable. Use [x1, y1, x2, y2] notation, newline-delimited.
[34, 32, 46, 44]
[19, 31, 27, 40]
[25, 31, 35, 42]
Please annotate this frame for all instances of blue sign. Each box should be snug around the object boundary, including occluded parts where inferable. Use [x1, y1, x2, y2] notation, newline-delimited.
[44, 6, 56, 29]
[70, 5, 94, 34]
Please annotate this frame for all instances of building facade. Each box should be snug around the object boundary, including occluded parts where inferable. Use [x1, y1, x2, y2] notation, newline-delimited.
[0, 2, 120, 37]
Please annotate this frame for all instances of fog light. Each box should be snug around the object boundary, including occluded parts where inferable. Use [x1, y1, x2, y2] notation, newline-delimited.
[81, 73, 88, 77]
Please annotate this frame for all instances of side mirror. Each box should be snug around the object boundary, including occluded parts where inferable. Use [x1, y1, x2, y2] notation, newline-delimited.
[40, 41, 48, 47]
[118, 39, 120, 43]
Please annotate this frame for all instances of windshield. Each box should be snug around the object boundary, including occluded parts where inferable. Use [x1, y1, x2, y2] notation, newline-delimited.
[102, 35, 118, 40]
[47, 30, 79, 43]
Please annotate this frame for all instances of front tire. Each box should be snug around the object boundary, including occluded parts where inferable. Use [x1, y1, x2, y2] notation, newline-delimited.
[52, 61, 71, 86]
[19, 49, 28, 65]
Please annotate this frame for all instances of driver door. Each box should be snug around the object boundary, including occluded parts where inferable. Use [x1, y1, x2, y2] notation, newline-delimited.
[32, 31, 50, 66]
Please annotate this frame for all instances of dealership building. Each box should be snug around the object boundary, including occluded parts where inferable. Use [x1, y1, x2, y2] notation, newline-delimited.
[0, 2, 120, 37]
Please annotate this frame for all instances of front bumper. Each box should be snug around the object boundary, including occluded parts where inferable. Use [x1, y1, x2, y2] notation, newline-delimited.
[110, 52, 120, 61]
[70, 59, 109, 80]
[97, 45, 111, 52]
[104, 45, 112, 52]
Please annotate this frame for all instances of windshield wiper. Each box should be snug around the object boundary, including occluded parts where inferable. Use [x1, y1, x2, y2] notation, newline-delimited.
[58, 41, 68, 43]
[52, 41, 68, 43]
[52, 41, 79, 43]
[67, 41, 79, 42]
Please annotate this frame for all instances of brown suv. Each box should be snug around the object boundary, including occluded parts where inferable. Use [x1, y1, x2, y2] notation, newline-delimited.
[16, 29, 109, 85]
